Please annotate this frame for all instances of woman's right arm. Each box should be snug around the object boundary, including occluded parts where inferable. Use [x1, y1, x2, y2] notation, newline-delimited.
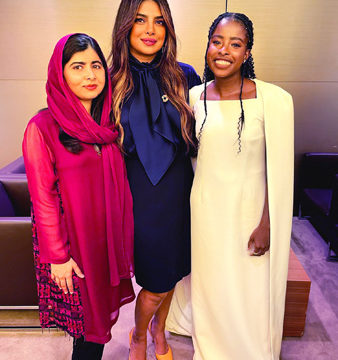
[23, 121, 70, 263]
[22, 121, 84, 294]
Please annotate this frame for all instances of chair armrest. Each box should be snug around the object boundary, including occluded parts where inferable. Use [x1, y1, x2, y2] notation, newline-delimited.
[0, 218, 37, 306]
[0, 217, 32, 237]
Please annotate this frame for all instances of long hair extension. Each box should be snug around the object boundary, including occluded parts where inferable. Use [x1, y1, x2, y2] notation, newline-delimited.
[197, 12, 256, 153]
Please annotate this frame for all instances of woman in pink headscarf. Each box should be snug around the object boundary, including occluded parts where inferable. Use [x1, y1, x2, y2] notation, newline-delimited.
[22, 33, 135, 359]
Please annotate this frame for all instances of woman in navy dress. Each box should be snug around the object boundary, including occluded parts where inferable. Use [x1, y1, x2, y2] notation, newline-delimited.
[109, 1, 200, 359]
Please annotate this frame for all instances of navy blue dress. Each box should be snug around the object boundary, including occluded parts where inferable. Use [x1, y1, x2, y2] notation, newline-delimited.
[121, 55, 201, 293]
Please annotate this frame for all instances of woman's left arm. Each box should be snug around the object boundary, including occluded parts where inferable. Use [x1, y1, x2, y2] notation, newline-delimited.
[248, 182, 270, 256]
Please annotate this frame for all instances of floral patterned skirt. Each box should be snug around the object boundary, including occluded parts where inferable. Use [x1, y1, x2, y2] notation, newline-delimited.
[32, 211, 84, 338]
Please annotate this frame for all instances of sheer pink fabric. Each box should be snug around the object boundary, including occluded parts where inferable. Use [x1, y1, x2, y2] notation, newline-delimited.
[22, 34, 135, 343]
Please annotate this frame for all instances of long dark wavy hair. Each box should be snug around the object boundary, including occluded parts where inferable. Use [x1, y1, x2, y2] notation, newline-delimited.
[109, 0, 196, 151]
[198, 12, 256, 153]
[60, 33, 111, 153]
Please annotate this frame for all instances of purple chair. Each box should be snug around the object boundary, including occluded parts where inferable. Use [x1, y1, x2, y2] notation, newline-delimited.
[299, 152, 338, 260]
[0, 156, 26, 175]
[0, 169, 38, 307]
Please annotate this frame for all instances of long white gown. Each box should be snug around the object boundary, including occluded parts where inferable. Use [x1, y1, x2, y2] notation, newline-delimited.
[166, 80, 294, 360]
[192, 85, 271, 359]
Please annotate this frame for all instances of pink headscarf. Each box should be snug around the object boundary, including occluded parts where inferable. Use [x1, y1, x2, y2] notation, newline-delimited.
[46, 34, 134, 285]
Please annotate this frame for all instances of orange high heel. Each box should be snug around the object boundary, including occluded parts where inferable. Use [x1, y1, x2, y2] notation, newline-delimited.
[128, 327, 134, 360]
[148, 320, 173, 360]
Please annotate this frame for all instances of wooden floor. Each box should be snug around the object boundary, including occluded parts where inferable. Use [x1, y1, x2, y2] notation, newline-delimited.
[283, 248, 311, 337]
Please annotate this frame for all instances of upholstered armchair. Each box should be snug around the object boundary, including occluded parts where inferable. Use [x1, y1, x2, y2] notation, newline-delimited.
[0, 173, 37, 307]
[299, 152, 338, 260]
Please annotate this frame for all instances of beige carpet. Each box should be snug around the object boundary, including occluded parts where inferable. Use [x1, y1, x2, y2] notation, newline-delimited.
[0, 280, 194, 360]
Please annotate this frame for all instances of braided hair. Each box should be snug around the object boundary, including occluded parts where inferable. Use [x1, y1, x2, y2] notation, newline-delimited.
[197, 12, 256, 153]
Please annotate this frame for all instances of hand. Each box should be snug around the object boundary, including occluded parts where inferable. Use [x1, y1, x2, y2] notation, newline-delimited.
[51, 258, 84, 294]
[248, 223, 270, 256]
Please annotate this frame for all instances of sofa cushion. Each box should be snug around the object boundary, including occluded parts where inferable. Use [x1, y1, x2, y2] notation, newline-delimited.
[0, 182, 15, 216]
[303, 188, 332, 216]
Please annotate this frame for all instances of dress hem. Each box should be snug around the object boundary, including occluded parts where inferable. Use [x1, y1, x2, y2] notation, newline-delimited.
[136, 270, 191, 293]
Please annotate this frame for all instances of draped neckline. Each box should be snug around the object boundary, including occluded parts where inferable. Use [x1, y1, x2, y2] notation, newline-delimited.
[124, 53, 181, 186]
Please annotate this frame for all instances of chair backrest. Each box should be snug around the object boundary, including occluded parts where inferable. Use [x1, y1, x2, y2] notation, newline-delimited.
[300, 153, 338, 189]
[0, 175, 30, 216]
[0, 156, 26, 174]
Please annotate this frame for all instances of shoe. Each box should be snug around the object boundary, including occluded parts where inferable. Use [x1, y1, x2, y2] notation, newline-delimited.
[128, 327, 134, 360]
[148, 320, 173, 360]
[154, 345, 173, 360]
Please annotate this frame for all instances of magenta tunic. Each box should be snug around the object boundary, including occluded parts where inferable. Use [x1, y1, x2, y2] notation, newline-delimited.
[23, 110, 135, 343]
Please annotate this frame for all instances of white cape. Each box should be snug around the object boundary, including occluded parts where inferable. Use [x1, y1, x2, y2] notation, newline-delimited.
[166, 79, 294, 359]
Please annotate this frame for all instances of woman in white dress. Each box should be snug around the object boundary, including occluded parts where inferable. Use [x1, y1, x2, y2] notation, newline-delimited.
[167, 12, 294, 359]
